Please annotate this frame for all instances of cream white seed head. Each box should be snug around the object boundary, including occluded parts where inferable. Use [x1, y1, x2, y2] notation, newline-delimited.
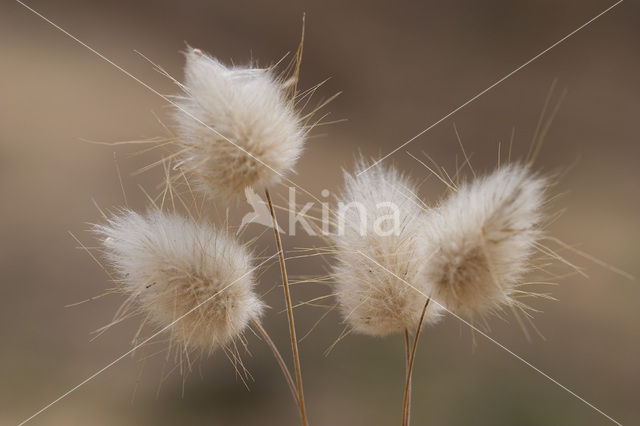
[95, 209, 264, 353]
[420, 164, 547, 318]
[172, 48, 305, 202]
[331, 162, 442, 337]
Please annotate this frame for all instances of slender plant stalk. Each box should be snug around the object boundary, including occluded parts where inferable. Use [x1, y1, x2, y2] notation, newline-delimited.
[402, 298, 431, 426]
[403, 329, 412, 426]
[264, 188, 308, 426]
[252, 318, 299, 405]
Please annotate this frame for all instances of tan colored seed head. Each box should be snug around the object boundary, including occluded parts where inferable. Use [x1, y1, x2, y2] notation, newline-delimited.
[96, 209, 264, 353]
[172, 48, 305, 202]
[331, 161, 442, 336]
[420, 164, 547, 318]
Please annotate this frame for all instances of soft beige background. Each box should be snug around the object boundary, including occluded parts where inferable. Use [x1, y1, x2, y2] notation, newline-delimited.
[1, 0, 638, 425]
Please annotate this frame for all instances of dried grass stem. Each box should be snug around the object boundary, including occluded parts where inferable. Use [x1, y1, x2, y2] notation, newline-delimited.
[402, 297, 431, 426]
[252, 318, 299, 405]
[265, 188, 308, 426]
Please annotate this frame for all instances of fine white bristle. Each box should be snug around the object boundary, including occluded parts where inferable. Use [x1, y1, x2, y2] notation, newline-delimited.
[420, 164, 547, 318]
[95, 209, 264, 353]
[172, 48, 305, 202]
[331, 162, 442, 336]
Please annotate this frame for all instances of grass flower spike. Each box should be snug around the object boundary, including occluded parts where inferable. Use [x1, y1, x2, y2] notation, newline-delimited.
[331, 162, 441, 336]
[172, 48, 305, 202]
[96, 209, 264, 353]
[170, 43, 312, 424]
[421, 164, 547, 318]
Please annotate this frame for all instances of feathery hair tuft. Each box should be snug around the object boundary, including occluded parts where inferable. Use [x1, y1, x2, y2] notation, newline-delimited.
[420, 164, 547, 318]
[331, 162, 441, 336]
[95, 209, 264, 353]
[172, 48, 305, 202]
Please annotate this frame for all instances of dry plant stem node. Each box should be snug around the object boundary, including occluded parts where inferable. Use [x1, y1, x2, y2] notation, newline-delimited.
[264, 188, 308, 426]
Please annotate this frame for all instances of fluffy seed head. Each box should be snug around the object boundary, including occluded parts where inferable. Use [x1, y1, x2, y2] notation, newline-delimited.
[331, 162, 441, 336]
[95, 209, 264, 353]
[420, 164, 547, 318]
[172, 48, 305, 202]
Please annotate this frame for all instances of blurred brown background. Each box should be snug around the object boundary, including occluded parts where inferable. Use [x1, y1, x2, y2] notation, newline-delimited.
[1, 0, 638, 425]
